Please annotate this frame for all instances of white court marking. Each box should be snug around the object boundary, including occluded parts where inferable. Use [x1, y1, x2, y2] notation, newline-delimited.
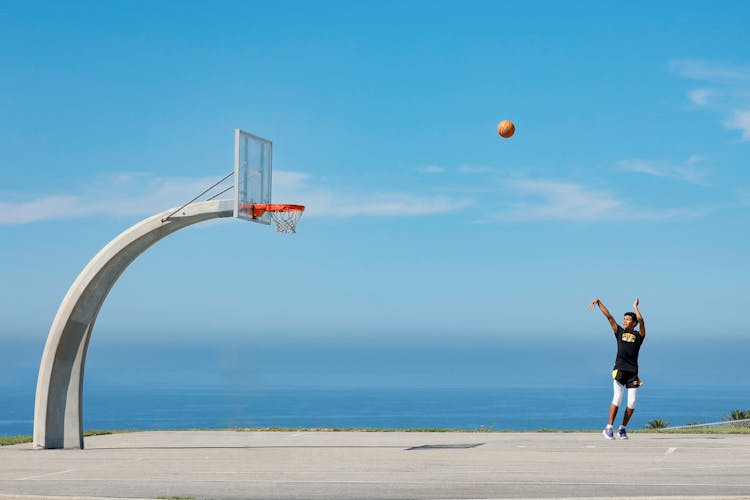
[17, 469, 76, 481]
[14, 477, 750, 487]
[657, 446, 677, 461]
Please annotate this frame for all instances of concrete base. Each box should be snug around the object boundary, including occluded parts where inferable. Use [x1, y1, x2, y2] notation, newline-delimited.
[2, 431, 750, 499]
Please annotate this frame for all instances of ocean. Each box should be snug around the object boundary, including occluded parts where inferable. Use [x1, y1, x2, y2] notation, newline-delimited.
[2, 337, 748, 436]
[2, 384, 749, 437]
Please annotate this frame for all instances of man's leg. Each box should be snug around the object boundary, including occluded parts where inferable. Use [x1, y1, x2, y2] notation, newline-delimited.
[622, 406, 635, 425]
[618, 387, 638, 439]
[622, 387, 638, 426]
[605, 380, 625, 439]
[608, 403, 619, 425]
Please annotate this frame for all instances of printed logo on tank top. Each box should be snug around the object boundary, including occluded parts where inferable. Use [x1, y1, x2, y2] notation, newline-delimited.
[621, 332, 638, 343]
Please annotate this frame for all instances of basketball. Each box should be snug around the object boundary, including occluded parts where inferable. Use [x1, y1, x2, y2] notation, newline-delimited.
[497, 120, 515, 138]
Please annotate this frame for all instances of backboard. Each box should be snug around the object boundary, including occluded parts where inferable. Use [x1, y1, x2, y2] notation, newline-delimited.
[233, 129, 272, 224]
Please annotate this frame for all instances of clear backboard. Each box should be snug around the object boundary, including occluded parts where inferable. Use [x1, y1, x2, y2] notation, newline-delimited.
[233, 129, 272, 224]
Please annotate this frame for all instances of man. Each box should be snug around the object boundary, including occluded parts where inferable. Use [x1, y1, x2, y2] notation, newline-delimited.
[589, 297, 646, 440]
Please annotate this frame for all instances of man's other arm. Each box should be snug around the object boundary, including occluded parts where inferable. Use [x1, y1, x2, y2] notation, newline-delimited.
[589, 298, 618, 334]
[634, 297, 646, 338]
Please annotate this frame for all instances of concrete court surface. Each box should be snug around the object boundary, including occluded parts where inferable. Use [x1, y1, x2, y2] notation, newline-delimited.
[1, 430, 749, 500]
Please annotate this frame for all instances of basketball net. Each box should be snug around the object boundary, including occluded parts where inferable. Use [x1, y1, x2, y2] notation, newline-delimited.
[269, 210, 303, 234]
[250, 204, 305, 234]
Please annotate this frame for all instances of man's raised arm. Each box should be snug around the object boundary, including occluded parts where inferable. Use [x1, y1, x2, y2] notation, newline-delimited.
[633, 296, 646, 337]
[589, 298, 618, 333]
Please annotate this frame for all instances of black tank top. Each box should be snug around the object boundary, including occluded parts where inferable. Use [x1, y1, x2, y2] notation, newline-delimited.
[613, 325, 644, 372]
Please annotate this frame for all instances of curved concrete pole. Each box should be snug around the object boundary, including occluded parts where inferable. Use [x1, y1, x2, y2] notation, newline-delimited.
[33, 199, 235, 449]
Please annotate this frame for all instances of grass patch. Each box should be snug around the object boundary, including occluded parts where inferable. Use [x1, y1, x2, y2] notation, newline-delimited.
[234, 427, 514, 433]
[84, 429, 136, 437]
[0, 435, 32, 446]
[655, 427, 750, 434]
[1, 429, 137, 446]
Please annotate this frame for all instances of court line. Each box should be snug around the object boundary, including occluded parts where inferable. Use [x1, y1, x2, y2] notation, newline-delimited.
[17, 469, 76, 481]
[655, 446, 677, 462]
[15, 478, 750, 487]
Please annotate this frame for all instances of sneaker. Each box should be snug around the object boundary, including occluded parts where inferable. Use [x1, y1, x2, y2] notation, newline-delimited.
[602, 427, 615, 440]
[618, 427, 628, 439]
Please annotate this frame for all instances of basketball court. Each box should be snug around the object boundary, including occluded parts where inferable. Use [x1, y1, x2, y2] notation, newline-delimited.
[2, 430, 750, 499]
[21, 130, 750, 499]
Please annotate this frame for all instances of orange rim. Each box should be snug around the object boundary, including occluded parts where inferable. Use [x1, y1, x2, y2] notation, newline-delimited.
[240, 203, 305, 218]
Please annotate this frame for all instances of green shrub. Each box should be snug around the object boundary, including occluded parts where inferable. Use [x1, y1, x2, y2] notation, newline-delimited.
[644, 419, 670, 429]
[724, 409, 750, 421]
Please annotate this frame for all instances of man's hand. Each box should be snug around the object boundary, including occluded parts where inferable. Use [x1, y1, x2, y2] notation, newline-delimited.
[591, 297, 618, 333]
[633, 296, 646, 337]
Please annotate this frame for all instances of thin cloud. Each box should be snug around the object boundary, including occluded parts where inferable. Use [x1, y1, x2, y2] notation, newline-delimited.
[1, 170, 473, 225]
[112, 172, 152, 185]
[618, 158, 712, 185]
[416, 165, 446, 174]
[458, 165, 494, 174]
[488, 180, 621, 222]
[274, 171, 472, 217]
[669, 59, 750, 84]
[484, 179, 704, 223]
[327, 193, 470, 217]
[0, 175, 219, 225]
[0, 195, 87, 224]
[688, 88, 713, 107]
[274, 170, 312, 191]
[723, 109, 750, 141]
[670, 58, 750, 141]
[415, 164, 495, 174]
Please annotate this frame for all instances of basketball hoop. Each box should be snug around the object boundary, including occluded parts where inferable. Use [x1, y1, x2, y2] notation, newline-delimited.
[240, 203, 305, 234]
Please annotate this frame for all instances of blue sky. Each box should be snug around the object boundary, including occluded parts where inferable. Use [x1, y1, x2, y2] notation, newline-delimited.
[1, 0, 749, 367]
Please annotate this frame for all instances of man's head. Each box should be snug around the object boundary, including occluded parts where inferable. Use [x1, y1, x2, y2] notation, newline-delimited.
[623, 312, 638, 330]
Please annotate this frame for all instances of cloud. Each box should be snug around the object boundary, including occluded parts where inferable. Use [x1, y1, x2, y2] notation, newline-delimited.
[416, 165, 446, 174]
[3, 166, 710, 226]
[670, 58, 750, 141]
[1, 170, 473, 225]
[458, 165, 494, 174]
[688, 88, 713, 106]
[274, 171, 472, 217]
[414, 164, 496, 175]
[325, 193, 470, 217]
[487, 180, 621, 222]
[722, 109, 750, 141]
[618, 158, 712, 185]
[0, 195, 88, 224]
[484, 179, 704, 223]
[273, 170, 312, 191]
[669, 59, 750, 84]
[0, 175, 220, 225]
[112, 172, 152, 185]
